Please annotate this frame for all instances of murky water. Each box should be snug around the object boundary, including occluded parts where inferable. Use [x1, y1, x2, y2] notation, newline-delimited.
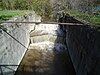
[15, 24, 76, 75]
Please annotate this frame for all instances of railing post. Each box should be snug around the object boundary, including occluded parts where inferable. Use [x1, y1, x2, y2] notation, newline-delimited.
[0, 66, 3, 75]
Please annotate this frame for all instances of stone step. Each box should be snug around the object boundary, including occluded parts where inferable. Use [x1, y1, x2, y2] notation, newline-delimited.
[30, 35, 64, 44]
[35, 24, 58, 31]
[30, 30, 57, 37]
[29, 41, 66, 53]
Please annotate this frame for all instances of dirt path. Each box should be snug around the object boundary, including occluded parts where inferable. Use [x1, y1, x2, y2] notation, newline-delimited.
[15, 24, 76, 75]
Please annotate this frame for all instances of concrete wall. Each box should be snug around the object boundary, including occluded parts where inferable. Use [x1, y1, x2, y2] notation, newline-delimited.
[0, 12, 41, 75]
[61, 17, 100, 75]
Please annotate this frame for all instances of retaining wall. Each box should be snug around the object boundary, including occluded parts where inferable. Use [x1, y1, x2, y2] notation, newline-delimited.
[61, 16, 100, 75]
[0, 12, 41, 75]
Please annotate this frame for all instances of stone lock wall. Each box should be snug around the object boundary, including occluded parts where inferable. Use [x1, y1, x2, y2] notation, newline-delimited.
[0, 12, 41, 75]
[61, 16, 100, 75]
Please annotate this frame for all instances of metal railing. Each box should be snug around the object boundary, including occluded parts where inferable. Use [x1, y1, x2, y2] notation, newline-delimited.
[0, 21, 99, 27]
[0, 21, 83, 25]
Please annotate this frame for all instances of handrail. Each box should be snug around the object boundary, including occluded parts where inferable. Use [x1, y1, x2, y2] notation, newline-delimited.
[0, 21, 85, 25]
[0, 21, 99, 27]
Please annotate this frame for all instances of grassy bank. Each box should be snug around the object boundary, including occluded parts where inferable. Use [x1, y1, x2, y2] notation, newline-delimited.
[66, 10, 100, 25]
[0, 10, 29, 21]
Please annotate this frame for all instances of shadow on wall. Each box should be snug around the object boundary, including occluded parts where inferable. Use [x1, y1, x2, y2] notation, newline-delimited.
[53, 26, 76, 75]
[59, 14, 100, 75]
[66, 25, 100, 75]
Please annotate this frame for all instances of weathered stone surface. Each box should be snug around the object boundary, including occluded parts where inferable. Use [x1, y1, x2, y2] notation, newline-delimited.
[0, 12, 41, 75]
